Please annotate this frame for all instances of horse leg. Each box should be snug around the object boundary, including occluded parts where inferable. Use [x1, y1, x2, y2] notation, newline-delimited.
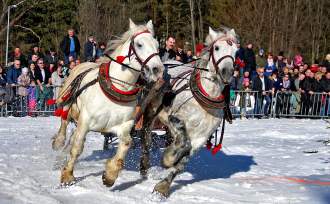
[52, 117, 69, 151]
[60, 119, 88, 184]
[154, 115, 192, 197]
[139, 128, 151, 177]
[139, 93, 166, 177]
[102, 120, 134, 187]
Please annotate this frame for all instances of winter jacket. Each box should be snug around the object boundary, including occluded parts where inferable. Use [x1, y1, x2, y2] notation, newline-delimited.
[244, 48, 256, 72]
[320, 78, 330, 92]
[84, 41, 97, 61]
[252, 76, 272, 94]
[255, 55, 266, 68]
[235, 47, 245, 61]
[314, 80, 324, 92]
[264, 62, 277, 77]
[35, 68, 51, 84]
[271, 78, 282, 92]
[60, 35, 81, 56]
[159, 48, 176, 62]
[300, 77, 315, 92]
[44, 54, 59, 65]
[6, 66, 21, 84]
[17, 74, 30, 96]
[9, 53, 28, 67]
[230, 76, 240, 90]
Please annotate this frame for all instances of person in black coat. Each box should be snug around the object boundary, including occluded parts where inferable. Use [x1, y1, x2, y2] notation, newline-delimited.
[60, 29, 80, 65]
[9, 47, 28, 67]
[252, 67, 272, 117]
[159, 36, 176, 62]
[35, 59, 51, 87]
[84, 35, 97, 62]
[44, 48, 59, 65]
[299, 69, 316, 115]
[244, 43, 257, 79]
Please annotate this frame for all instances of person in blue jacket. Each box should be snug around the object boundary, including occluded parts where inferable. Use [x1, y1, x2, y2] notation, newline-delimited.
[6, 59, 22, 85]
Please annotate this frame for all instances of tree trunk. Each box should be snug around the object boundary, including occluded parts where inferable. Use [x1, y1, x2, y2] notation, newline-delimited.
[197, 0, 203, 43]
[189, 0, 196, 54]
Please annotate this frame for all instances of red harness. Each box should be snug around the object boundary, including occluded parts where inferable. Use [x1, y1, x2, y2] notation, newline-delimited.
[98, 61, 140, 103]
[195, 71, 225, 101]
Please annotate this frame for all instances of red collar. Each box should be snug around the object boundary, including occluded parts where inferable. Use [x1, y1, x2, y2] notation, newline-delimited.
[195, 71, 225, 101]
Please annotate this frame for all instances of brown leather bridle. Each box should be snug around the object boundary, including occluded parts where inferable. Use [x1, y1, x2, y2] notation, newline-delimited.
[209, 37, 235, 84]
[127, 30, 159, 70]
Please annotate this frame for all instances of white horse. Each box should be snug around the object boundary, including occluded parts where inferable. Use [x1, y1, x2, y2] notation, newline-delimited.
[140, 27, 238, 196]
[52, 19, 164, 186]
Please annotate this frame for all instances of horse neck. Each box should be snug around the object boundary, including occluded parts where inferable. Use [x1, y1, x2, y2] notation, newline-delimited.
[200, 63, 223, 98]
[109, 42, 140, 90]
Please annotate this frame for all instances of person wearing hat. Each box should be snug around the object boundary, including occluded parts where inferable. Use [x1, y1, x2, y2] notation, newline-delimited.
[84, 34, 97, 62]
[255, 48, 266, 68]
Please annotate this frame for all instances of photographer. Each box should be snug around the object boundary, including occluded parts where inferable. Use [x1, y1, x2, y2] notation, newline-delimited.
[84, 35, 97, 62]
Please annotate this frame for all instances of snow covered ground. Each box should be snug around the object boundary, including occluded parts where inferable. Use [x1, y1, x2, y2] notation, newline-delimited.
[0, 117, 329, 204]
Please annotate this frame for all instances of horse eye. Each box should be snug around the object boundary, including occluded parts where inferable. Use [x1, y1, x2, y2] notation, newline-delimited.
[226, 40, 233, 46]
[215, 46, 220, 51]
[136, 42, 143, 48]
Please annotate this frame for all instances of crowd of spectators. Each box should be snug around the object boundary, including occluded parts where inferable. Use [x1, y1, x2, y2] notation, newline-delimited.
[231, 43, 330, 118]
[0, 29, 106, 116]
[0, 30, 329, 119]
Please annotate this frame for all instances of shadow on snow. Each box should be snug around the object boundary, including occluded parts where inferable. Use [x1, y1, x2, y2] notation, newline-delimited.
[79, 143, 257, 194]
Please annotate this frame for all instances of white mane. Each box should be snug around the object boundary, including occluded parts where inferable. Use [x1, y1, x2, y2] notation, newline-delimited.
[106, 25, 151, 54]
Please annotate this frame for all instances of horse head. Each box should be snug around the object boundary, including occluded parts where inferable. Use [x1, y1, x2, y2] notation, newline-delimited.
[127, 19, 164, 83]
[206, 27, 238, 85]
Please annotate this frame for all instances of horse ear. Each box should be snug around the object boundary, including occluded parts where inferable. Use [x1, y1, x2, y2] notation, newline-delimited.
[129, 18, 136, 30]
[208, 27, 217, 41]
[229, 29, 236, 36]
[146, 20, 154, 36]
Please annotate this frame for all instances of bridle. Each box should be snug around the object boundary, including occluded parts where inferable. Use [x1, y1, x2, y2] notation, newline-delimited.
[105, 30, 159, 74]
[127, 30, 159, 70]
[208, 36, 236, 84]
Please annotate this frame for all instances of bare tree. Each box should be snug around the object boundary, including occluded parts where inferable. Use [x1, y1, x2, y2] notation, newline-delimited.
[189, 0, 196, 54]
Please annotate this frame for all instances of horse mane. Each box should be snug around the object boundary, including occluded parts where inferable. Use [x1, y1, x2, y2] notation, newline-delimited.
[105, 24, 151, 55]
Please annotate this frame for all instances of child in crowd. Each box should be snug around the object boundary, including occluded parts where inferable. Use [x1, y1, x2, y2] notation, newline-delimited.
[17, 67, 30, 97]
[235, 79, 255, 119]
[27, 80, 37, 116]
[17, 67, 30, 116]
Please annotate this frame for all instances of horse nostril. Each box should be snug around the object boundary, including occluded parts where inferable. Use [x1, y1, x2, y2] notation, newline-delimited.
[222, 69, 227, 76]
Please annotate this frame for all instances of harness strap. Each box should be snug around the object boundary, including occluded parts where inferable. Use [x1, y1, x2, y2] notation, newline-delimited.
[208, 84, 233, 155]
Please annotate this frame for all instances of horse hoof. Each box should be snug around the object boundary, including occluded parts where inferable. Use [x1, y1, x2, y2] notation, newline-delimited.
[60, 180, 76, 187]
[60, 176, 76, 186]
[102, 172, 115, 187]
[52, 136, 65, 151]
[153, 180, 170, 197]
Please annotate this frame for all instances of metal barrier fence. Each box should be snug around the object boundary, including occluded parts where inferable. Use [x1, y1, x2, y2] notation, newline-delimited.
[0, 86, 329, 119]
[273, 91, 330, 118]
[230, 90, 329, 119]
[0, 85, 61, 117]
